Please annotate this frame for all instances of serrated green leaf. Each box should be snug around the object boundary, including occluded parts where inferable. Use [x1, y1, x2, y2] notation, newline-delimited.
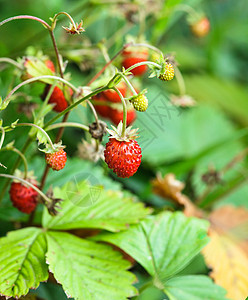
[42, 180, 151, 231]
[0, 227, 48, 298]
[46, 231, 137, 300]
[93, 212, 209, 286]
[164, 275, 229, 300]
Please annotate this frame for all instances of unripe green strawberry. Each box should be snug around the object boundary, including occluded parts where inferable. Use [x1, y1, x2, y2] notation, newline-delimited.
[130, 94, 148, 112]
[159, 63, 174, 81]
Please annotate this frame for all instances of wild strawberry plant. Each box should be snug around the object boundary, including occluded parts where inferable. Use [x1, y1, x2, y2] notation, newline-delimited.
[0, 5, 230, 300]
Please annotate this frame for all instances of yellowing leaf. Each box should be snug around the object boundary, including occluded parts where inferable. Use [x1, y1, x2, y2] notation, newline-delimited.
[202, 229, 248, 300]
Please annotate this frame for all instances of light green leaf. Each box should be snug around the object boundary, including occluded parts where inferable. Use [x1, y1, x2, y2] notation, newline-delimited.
[0, 227, 48, 298]
[93, 212, 209, 285]
[25, 59, 54, 84]
[46, 231, 137, 300]
[42, 180, 151, 231]
[164, 275, 229, 300]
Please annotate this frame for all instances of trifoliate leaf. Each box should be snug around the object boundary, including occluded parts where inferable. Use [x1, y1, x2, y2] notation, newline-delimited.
[93, 212, 209, 285]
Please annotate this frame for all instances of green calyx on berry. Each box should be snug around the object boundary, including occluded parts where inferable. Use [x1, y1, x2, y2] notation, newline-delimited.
[39, 141, 65, 154]
[128, 90, 148, 112]
[106, 121, 139, 142]
[40, 142, 67, 171]
[149, 53, 175, 81]
[159, 62, 174, 81]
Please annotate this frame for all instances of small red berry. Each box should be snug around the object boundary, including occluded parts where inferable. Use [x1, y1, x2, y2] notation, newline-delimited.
[42, 85, 73, 112]
[104, 138, 142, 178]
[9, 181, 38, 214]
[109, 108, 136, 126]
[122, 49, 149, 76]
[92, 93, 109, 118]
[45, 60, 55, 73]
[45, 149, 67, 171]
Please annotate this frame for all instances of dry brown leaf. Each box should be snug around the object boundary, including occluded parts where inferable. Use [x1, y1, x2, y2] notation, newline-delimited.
[152, 173, 203, 217]
[202, 229, 248, 300]
[209, 205, 248, 233]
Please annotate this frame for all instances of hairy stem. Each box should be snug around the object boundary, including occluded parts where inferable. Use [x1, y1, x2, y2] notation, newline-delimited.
[0, 147, 29, 179]
[3, 75, 78, 108]
[114, 87, 127, 136]
[0, 15, 50, 29]
[0, 127, 5, 149]
[174, 66, 186, 96]
[125, 61, 161, 73]
[14, 123, 55, 150]
[0, 137, 32, 203]
[0, 58, 22, 69]
[47, 122, 89, 132]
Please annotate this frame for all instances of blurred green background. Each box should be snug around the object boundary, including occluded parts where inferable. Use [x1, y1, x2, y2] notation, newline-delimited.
[0, 0, 248, 299]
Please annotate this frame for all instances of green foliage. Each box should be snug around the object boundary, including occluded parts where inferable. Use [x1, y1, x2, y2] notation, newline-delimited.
[46, 231, 138, 300]
[93, 212, 209, 280]
[42, 180, 151, 231]
[0, 227, 48, 298]
[93, 212, 228, 300]
[164, 275, 229, 300]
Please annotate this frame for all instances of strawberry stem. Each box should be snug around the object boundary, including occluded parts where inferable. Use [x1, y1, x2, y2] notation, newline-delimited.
[0, 137, 33, 204]
[47, 122, 89, 132]
[113, 87, 127, 137]
[0, 147, 28, 179]
[128, 43, 163, 56]
[175, 4, 200, 20]
[13, 123, 56, 151]
[125, 61, 161, 73]
[174, 66, 186, 96]
[0, 15, 50, 30]
[0, 127, 5, 150]
[119, 73, 137, 96]
[3, 75, 78, 109]
[0, 58, 22, 69]
[52, 12, 78, 30]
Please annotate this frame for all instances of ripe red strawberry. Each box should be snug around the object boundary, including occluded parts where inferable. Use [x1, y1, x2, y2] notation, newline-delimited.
[104, 124, 142, 178]
[45, 60, 55, 72]
[103, 82, 127, 103]
[42, 85, 73, 112]
[109, 107, 136, 126]
[122, 49, 149, 76]
[45, 149, 67, 171]
[9, 181, 38, 214]
[190, 17, 210, 37]
[92, 93, 109, 118]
